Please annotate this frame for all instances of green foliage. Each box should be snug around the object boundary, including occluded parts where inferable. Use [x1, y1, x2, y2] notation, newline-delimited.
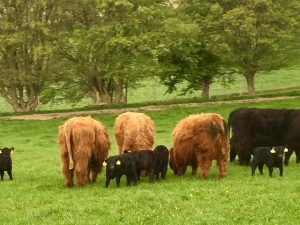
[179, 0, 300, 95]
[56, 0, 169, 105]
[1, 98, 300, 224]
[0, 0, 69, 111]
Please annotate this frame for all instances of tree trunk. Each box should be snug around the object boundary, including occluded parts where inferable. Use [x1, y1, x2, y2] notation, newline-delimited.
[244, 71, 256, 95]
[202, 79, 210, 99]
[98, 90, 110, 104]
[0, 85, 39, 112]
[113, 80, 123, 104]
[89, 87, 101, 105]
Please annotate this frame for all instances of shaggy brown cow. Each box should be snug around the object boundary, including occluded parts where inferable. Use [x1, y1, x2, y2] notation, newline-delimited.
[114, 112, 155, 154]
[170, 113, 229, 179]
[58, 116, 110, 187]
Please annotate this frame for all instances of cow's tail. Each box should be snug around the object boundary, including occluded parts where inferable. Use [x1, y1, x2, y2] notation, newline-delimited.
[227, 114, 232, 138]
[64, 124, 74, 170]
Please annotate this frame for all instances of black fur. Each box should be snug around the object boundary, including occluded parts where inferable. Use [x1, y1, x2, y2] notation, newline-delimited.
[153, 145, 169, 180]
[124, 150, 155, 182]
[104, 153, 137, 188]
[0, 147, 14, 180]
[251, 146, 286, 177]
[229, 108, 300, 165]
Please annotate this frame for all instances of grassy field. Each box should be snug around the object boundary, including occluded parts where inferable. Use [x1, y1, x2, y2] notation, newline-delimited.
[0, 97, 300, 224]
[0, 66, 300, 113]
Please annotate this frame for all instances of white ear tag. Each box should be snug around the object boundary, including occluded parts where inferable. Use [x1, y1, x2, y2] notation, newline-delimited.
[116, 160, 121, 165]
[270, 148, 276, 154]
[284, 148, 288, 153]
[103, 161, 107, 166]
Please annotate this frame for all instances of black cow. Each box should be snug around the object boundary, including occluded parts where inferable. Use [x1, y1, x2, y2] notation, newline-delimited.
[124, 150, 155, 182]
[251, 146, 288, 177]
[0, 147, 14, 180]
[229, 107, 300, 165]
[104, 153, 137, 188]
[153, 145, 169, 180]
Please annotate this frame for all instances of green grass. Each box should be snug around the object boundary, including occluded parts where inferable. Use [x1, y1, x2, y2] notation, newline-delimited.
[0, 97, 300, 224]
[1, 66, 300, 113]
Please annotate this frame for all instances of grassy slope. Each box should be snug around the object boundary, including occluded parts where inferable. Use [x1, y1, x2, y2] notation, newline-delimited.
[0, 98, 300, 224]
[1, 67, 300, 113]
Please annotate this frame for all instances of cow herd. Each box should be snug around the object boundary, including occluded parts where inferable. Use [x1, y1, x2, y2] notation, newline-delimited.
[0, 107, 299, 187]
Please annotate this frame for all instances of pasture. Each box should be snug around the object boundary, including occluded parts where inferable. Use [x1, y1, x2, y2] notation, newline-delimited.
[1, 97, 300, 224]
[0, 66, 300, 113]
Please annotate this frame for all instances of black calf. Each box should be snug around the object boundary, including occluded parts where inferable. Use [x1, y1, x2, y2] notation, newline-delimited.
[153, 145, 169, 180]
[251, 146, 288, 177]
[0, 147, 14, 180]
[104, 153, 137, 188]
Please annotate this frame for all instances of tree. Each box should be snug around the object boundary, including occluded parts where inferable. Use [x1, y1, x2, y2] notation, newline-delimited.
[0, 0, 68, 111]
[158, 9, 226, 99]
[182, 0, 300, 95]
[58, 0, 168, 105]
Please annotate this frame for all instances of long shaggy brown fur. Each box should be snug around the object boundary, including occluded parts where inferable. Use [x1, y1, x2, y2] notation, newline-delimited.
[170, 113, 229, 179]
[58, 116, 110, 187]
[114, 112, 156, 154]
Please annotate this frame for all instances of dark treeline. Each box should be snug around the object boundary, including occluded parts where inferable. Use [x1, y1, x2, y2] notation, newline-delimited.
[0, 0, 299, 112]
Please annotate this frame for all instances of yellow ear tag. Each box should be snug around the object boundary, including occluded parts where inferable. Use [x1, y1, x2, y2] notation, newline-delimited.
[0, 150, 2, 154]
[284, 148, 288, 153]
[270, 148, 276, 154]
[103, 161, 107, 166]
[116, 160, 121, 165]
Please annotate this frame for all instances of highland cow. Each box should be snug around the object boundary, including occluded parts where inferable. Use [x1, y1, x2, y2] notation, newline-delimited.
[170, 113, 230, 179]
[58, 116, 110, 187]
[0, 147, 14, 180]
[153, 145, 169, 180]
[251, 146, 288, 177]
[114, 112, 156, 154]
[229, 107, 300, 165]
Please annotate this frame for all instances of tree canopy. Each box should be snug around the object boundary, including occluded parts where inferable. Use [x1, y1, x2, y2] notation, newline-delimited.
[0, 0, 299, 111]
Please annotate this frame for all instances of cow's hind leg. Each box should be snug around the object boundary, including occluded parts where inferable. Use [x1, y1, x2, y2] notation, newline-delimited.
[191, 164, 198, 176]
[268, 166, 273, 177]
[258, 164, 263, 175]
[7, 170, 13, 180]
[61, 153, 74, 187]
[197, 154, 212, 179]
[284, 149, 294, 166]
[90, 163, 101, 183]
[251, 161, 257, 176]
[161, 165, 167, 179]
[230, 149, 237, 162]
[217, 157, 227, 179]
[75, 159, 89, 186]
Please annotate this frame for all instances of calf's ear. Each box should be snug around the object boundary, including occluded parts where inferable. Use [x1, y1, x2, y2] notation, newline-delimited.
[103, 159, 107, 166]
[284, 148, 288, 153]
[270, 148, 276, 154]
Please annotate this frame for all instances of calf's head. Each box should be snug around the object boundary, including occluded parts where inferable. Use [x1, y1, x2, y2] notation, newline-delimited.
[270, 146, 288, 158]
[0, 147, 14, 156]
[103, 157, 122, 176]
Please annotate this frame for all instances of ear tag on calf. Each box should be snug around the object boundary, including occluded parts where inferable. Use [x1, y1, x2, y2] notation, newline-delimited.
[270, 148, 276, 154]
[0, 150, 2, 154]
[116, 160, 121, 165]
[284, 148, 288, 153]
[103, 161, 107, 166]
